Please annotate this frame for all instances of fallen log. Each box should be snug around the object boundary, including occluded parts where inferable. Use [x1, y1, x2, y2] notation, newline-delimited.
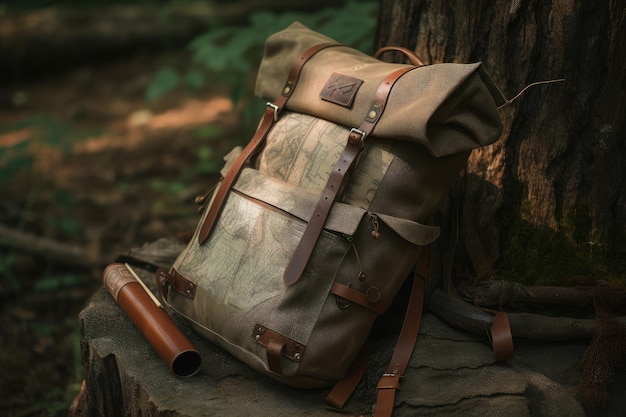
[428, 288, 626, 341]
[455, 279, 596, 312]
[0, 223, 105, 268]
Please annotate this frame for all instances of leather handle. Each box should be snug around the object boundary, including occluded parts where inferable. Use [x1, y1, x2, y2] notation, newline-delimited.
[374, 46, 424, 67]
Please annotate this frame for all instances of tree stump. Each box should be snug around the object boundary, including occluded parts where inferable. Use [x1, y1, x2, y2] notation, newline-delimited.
[69, 242, 624, 417]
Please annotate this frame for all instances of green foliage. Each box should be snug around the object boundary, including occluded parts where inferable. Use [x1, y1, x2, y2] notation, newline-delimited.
[145, 67, 181, 101]
[33, 273, 84, 292]
[145, 1, 379, 103]
[0, 252, 19, 291]
[0, 0, 182, 11]
[0, 115, 89, 186]
[0, 115, 91, 298]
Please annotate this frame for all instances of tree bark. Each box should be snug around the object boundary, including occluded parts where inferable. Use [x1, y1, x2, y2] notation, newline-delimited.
[376, 0, 626, 285]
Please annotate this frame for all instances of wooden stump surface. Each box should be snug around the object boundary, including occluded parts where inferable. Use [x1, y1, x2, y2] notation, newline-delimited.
[69, 266, 625, 417]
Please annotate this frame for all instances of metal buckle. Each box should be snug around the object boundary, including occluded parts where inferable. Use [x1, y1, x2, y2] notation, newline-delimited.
[377, 370, 402, 390]
[349, 128, 366, 146]
[266, 102, 279, 122]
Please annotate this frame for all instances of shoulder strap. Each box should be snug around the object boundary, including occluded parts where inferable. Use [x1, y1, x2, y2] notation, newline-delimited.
[374, 245, 428, 417]
[325, 246, 429, 414]
[283, 65, 417, 286]
[197, 42, 338, 245]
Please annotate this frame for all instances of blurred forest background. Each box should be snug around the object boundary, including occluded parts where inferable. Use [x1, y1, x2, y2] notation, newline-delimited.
[0, 1, 378, 415]
[2, 0, 625, 415]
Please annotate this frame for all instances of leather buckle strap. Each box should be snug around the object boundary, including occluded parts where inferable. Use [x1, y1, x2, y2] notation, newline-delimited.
[373, 246, 428, 417]
[266, 102, 279, 121]
[325, 343, 370, 410]
[349, 128, 366, 145]
[488, 309, 514, 362]
[325, 247, 430, 414]
[376, 371, 402, 390]
[196, 42, 339, 245]
[283, 65, 417, 286]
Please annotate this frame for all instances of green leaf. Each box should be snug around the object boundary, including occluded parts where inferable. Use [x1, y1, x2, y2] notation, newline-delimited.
[197, 145, 213, 161]
[194, 125, 223, 139]
[146, 67, 181, 100]
[33, 274, 83, 292]
[184, 68, 206, 91]
[58, 217, 80, 235]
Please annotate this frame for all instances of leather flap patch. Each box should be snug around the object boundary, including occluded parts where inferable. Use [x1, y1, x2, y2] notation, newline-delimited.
[252, 324, 305, 363]
[320, 72, 363, 108]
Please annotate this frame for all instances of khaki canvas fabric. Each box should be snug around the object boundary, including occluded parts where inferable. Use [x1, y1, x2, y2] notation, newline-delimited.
[256, 22, 505, 157]
[162, 22, 504, 389]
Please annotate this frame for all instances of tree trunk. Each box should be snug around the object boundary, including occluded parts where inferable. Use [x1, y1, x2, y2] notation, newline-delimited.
[376, 0, 626, 285]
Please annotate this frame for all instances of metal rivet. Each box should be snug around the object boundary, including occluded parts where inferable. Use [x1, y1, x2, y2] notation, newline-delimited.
[283, 86, 291, 95]
[368, 110, 377, 119]
[294, 353, 301, 361]
[366, 286, 381, 304]
[336, 296, 351, 309]
[255, 334, 261, 341]
[358, 272, 366, 282]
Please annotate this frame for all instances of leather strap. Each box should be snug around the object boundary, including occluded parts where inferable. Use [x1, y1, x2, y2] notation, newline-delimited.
[374, 246, 429, 417]
[489, 310, 514, 362]
[374, 46, 424, 67]
[324, 247, 429, 413]
[266, 338, 286, 374]
[330, 282, 390, 315]
[197, 42, 338, 245]
[283, 65, 417, 286]
[325, 343, 370, 409]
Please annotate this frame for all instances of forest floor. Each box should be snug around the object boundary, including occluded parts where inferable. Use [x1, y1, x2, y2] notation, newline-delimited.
[0, 49, 249, 416]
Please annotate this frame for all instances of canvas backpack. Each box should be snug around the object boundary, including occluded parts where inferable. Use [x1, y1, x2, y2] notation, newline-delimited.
[156, 22, 505, 416]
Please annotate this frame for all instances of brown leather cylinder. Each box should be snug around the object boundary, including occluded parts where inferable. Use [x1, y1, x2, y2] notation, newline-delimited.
[103, 263, 202, 377]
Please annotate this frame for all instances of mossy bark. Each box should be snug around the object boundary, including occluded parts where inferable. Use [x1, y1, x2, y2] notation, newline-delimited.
[376, 0, 626, 285]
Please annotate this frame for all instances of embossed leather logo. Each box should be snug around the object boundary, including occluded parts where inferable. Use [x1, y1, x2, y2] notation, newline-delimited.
[320, 72, 364, 108]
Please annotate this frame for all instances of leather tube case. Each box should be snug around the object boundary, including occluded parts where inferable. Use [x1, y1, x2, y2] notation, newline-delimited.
[103, 263, 202, 377]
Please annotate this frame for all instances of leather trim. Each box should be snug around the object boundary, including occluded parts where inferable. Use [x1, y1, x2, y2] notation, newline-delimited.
[320, 72, 364, 108]
[330, 282, 389, 315]
[252, 324, 306, 374]
[158, 268, 197, 300]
